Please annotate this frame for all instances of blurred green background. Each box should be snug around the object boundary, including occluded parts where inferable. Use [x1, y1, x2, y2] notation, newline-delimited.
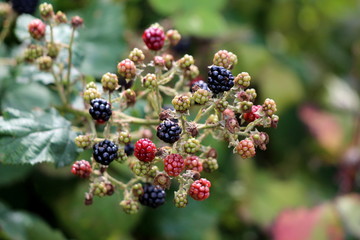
[1, 0, 360, 239]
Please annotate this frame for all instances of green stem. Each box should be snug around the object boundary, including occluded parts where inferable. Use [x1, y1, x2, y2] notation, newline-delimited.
[197, 122, 220, 130]
[104, 172, 126, 190]
[66, 28, 75, 95]
[51, 67, 67, 105]
[114, 111, 160, 125]
[194, 104, 215, 123]
[49, 23, 54, 43]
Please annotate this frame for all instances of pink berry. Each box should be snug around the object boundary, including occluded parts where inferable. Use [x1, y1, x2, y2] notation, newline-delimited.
[189, 178, 211, 201]
[142, 26, 165, 51]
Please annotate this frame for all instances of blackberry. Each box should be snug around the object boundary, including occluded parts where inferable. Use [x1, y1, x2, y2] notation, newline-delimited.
[89, 99, 112, 123]
[124, 143, 134, 156]
[207, 66, 234, 94]
[11, 0, 39, 14]
[190, 80, 210, 93]
[139, 184, 166, 208]
[93, 140, 118, 165]
[157, 120, 182, 144]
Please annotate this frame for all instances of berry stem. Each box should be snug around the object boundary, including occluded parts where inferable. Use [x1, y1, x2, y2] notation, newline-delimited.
[51, 67, 67, 105]
[66, 28, 75, 96]
[49, 23, 54, 43]
[194, 104, 215, 123]
[104, 172, 126, 190]
[197, 122, 220, 130]
[114, 111, 160, 125]
[244, 118, 263, 133]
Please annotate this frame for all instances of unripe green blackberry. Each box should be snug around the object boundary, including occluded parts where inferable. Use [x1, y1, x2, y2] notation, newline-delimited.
[213, 50, 238, 69]
[142, 73, 157, 90]
[178, 54, 194, 69]
[116, 149, 128, 163]
[234, 72, 251, 89]
[166, 29, 181, 46]
[117, 59, 136, 80]
[245, 88, 257, 102]
[91, 181, 108, 197]
[120, 199, 140, 214]
[132, 183, 144, 197]
[184, 65, 199, 79]
[101, 72, 119, 92]
[131, 160, 151, 176]
[193, 88, 211, 105]
[75, 135, 92, 148]
[237, 101, 253, 113]
[236, 139, 256, 159]
[86, 82, 97, 90]
[206, 114, 219, 125]
[39, 2, 53, 20]
[148, 165, 159, 178]
[46, 42, 60, 58]
[172, 94, 191, 113]
[118, 131, 131, 144]
[83, 88, 101, 103]
[184, 138, 200, 154]
[129, 48, 145, 64]
[36, 56, 52, 71]
[262, 98, 277, 116]
[174, 191, 188, 208]
[163, 53, 174, 70]
[55, 11, 67, 24]
[24, 44, 43, 62]
[203, 158, 218, 173]
[215, 99, 228, 113]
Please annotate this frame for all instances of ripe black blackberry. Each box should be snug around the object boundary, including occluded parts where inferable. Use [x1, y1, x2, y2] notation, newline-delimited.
[89, 98, 112, 123]
[190, 80, 210, 93]
[207, 66, 234, 94]
[93, 140, 118, 165]
[124, 143, 134, 156]
[139, 184, 166, 208]
[11, 0, 39, 14]
[157, 120, 182, 144]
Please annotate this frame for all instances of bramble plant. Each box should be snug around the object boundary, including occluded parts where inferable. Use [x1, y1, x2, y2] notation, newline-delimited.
[14, 3, 279, 214]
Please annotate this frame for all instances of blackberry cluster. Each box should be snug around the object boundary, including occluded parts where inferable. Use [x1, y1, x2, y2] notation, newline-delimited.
[139, 184, 166, 208]
[157, 120, 182, 144]
[11, 0, 38, 14]
[190, 80, 210, 93]
[89, 99, 112, 123]
[93, 140, 118, 165]
[207, 66, 234, 94]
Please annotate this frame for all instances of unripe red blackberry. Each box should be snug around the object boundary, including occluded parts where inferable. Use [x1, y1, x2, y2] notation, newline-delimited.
[163, 53, 174, 70]
[11, 0, 39, 14]
[83, 88, 101, 103]
[71, 16, 83, 28]
[164, 153, 185, 177]
[46, 42, 60, 58]
[120, 199, 140, 214]
[142, 25, 165, 51]
[184, 65, 199, 80]
[117, 59, 136, 80]
[243, 105, 262, 122]
[174, 191, 188, 208]
[134, 138, 157, 162]
[55, 11, 67, 24]
[166, 29, 181, 46]
[185, 156, 203, 172]
[93, 139, 118, 165]
[184, 138, 200, 154]
[139, 183, 166, 208]
[39, 2, 53, 20]
[118, 131, 131, 144]
[189, 178, 211, 201]
[208, 66, 234, 94]
[129, 48, 145, 64]
[142, 73, 157, 90]
[71, 160, 92, 178]
[193, 88, 211, 105]
[89, 99, 112, 123]
[172, 94, 191, 113]
[213, 50, 238, 69]
[24, 44, 43, 62]
[28, 19, 46, 40]
[236, 139, 256, 159]
[234, 72, 251, 89]
[203, 158, 218, 173]
[178, 54, 194, 69]
[262, 98, 277, 116]
[36, 56, 52, 71]
[101, 72, 119, 92]
[157, 120, 182, 144]
[75, 135, 92, 148]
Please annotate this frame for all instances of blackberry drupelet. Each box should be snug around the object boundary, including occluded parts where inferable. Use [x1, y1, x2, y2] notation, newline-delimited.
[139, 184, 166, 208]
[157, 120, 182, 144]
[207, 66, 234, 94]
[89, 98, 112, 123]
[93, 140, 118, 165]
[11, 0, 39, 14]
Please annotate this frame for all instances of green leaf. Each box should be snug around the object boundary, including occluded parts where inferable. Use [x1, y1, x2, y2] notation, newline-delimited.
[0, 164, 32, 187]
[0, 202, 66, 240]
[0, 108, 78, 167]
